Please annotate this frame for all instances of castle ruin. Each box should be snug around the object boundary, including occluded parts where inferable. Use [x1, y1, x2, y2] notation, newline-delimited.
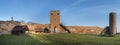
[0, 10, 117, 35]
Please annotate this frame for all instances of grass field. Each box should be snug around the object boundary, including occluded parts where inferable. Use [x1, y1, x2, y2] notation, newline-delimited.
[0, 33, 120, 45]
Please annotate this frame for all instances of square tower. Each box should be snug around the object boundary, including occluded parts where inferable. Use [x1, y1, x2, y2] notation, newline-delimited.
[50, 10, 60, 33]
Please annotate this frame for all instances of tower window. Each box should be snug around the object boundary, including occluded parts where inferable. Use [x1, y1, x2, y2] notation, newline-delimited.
[57, 13, 59, 15]
[51, 13, 53, 15]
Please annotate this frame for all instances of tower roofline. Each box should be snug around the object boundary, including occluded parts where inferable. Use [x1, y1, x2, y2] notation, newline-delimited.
[50, 10, 60, 12]
[110, 12, 116, 15]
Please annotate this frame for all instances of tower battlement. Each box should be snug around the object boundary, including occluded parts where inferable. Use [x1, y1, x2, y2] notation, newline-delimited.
[50, 10, 60, 12]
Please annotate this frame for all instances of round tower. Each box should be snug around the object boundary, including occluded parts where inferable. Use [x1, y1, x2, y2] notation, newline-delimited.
[109, 12, 117, 34]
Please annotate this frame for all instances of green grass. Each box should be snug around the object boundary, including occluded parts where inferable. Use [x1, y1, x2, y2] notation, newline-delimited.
[0, 33, 120, 45]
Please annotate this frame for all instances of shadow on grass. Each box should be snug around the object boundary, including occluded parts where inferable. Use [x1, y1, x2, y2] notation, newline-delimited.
[0, 34, 82, 45]
[0, 34, 47, 45]
[28, 34, 80, 45]
[0, 33, 120, 45]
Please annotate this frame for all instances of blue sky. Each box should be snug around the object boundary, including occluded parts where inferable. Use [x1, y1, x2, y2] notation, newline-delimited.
[0, 0, 120, 32]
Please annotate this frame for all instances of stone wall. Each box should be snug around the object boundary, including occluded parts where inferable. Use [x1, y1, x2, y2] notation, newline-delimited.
[0, 21, 104, 35]
[65, 26, 104, 35]
[0, 23, 15, 30]
[26, 24, 50, 31]
[24, 24, 104, 35]
[0, 21, 21, 30]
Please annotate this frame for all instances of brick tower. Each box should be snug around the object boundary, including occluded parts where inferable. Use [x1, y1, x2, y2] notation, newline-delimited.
[109, 12, 117, 34]
[50, 10, 61, 33]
